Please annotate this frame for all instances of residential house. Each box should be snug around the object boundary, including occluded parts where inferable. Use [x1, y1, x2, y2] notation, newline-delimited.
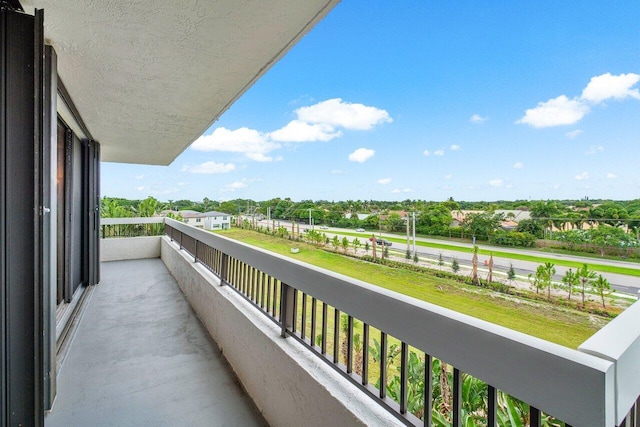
[180, 210, 231, 230]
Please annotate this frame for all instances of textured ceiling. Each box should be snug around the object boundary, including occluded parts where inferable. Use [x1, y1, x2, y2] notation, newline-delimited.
[21, 0, 340, 165]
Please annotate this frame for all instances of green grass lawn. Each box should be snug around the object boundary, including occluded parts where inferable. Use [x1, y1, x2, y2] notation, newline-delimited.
[217, 229, 609, 349]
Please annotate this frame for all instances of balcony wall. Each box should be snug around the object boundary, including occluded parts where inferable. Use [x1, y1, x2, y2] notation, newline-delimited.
[160, 236, 399, 427]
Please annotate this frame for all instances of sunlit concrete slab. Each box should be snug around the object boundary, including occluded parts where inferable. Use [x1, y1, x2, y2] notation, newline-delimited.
[46, 259, 267, 427]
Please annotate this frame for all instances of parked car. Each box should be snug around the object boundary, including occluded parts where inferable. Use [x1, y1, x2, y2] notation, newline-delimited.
[376, 238, 392, 246]
[355, 228, 365, 232]
[319, 225, 329, 229]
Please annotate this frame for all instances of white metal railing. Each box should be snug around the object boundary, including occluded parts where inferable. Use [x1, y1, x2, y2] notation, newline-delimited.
[111, 218, 640, 426]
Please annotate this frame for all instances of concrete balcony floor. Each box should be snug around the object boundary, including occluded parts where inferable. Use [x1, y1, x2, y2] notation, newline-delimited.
[46, 259, 267, 426]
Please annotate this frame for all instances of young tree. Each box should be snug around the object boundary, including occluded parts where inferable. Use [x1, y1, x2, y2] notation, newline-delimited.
[331, 235, 340, 252]
[543, 262, 556, 301]
[577, 263, 597, 308]
[383, 245, 390, 259]
[561, 268, 579, 300]
[364, 241, 370, 254]
[405, 248, 411, 260]
[592, 275, 612, 308]
[451, 258, 460, 274]
[529, 265, 546, 295]
[341, 236, 350, 253]
[413, 252, 419, 263]
[507, 263, 516, 283]
[438, 252, 444, 270]
[352, 237, 361, 254]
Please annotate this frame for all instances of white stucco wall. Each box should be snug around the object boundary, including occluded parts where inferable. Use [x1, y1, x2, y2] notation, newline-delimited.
[100, 236, 161, 262]
[160, 236, 401, 427]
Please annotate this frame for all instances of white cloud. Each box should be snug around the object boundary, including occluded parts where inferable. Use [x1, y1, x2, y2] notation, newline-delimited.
[489, 179, 503, 187]
[296, 98, 392, 130]
[377, 178, 392, 184]
[136, 186, 145, 191]
[513, 162, 524, 169]
[584, 145, 604, 155]
[606, 173, 618, 179]
[391, 188, 415, 193]
[444, 174, 453, 180]
[348, 148, 375, 163]
[191, 127, 280, 161]
[581, 72, 640, 104]
[269, 120, 342, 142]
[518, 73, 640, 128]
[423, 150, 430, 156]
[470, 114, 487, 124]
[184, 161, 236, 174]
[575, 172, 589, 181]
[450, 144, 461, 151]
[221, 181, 247, 192]
[135, 175, 144, 180]
[245, 152, 282, 162]
[331, 169, 345, 174]
[434, 149, 445, 156]
[566, 129, 583, 139]
[517, 95, 590, 127]
[221, 178, 260, 193]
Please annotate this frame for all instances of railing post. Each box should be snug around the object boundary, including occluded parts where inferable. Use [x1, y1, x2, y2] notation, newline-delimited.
[220, 253, 229, 285]
[530, 407, 541, 427]
[279, 283, 294, 338]
[194, 239, 198, 263]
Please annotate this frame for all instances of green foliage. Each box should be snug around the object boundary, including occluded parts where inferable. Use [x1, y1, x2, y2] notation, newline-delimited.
[384, 212, 405, 232]
[413, 252, 419, 263]
[405, 248, 411, 259]
[462, 212, 504, 240]
[137, 196, 158, 217]
[438, 252, 444, 269]
[489, 230, 536, 247]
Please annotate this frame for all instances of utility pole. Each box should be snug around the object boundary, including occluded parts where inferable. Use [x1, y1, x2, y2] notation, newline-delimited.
[406, 215, 410, 252]
[308, 208, 313, 230]
[412, 212, 416, 257]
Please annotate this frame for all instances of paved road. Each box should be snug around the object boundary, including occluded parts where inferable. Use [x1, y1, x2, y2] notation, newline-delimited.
[254, 220, 640, 296]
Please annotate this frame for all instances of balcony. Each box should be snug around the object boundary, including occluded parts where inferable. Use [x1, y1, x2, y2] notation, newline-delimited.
[47, 257, 266, 426]
[51, 217, 640, 426]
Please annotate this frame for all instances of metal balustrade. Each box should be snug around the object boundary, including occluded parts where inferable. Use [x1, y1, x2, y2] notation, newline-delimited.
[106, 218, 639, 426]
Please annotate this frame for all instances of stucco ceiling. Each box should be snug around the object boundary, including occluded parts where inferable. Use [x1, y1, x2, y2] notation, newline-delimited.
[21, 0, 340, 165]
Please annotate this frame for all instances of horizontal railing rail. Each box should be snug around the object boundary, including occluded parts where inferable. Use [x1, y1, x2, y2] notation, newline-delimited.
[163, 218, 638, 427]
[100, 217, 165, 238]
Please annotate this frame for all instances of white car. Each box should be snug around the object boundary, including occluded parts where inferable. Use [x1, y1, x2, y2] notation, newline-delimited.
[355, 228, 365, 232]
[319, 225, 329, 229]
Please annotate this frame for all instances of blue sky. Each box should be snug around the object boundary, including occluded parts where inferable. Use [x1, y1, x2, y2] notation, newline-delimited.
[102, 2, 640, 203]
